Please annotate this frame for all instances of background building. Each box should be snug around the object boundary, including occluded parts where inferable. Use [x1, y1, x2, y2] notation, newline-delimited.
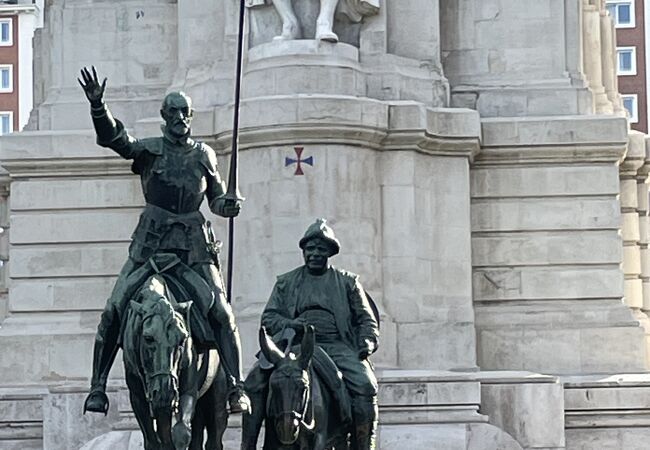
[0, 0, 42, 135]
[608, 0, 650, 131]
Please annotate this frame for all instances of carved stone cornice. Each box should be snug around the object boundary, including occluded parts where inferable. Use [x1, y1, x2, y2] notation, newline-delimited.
[474, 115, 629, 166]
[620, 131, 647, 178]
[0, 97, 483, 179]
[210, 96, 481, 159]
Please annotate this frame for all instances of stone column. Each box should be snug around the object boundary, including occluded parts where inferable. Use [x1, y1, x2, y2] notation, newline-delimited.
[637, 137, 650, 364]
[621, 132, 646, 311]
[600, 6, 624, 115]
[638, 174, 649, 311]
[641, 138, 650, 314]
[582, 0, 612, 113]
[0, 173, 8, 321]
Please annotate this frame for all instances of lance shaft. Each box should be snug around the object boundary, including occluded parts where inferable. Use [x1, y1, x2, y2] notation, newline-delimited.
[223, 0, 247, 304]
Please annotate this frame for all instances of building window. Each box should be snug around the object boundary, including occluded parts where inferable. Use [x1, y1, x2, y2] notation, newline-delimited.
[606, 1, 636, 28]
[0, 19, 11, 47]
[0, 112, 12, 135]
[617, 47, 637, 75]
[622, 94, 638, 123]
[0, 65, 12, 93]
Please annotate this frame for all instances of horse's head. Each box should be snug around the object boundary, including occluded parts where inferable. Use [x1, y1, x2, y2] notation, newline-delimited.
[129, 276, 190, 417]
[260, 325, 315, 445]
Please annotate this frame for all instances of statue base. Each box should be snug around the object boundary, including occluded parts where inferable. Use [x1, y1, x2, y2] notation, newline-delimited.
[244, 40, 365, 98]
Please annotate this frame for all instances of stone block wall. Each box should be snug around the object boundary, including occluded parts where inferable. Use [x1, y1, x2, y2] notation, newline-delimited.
[0, 133, 140, 383]
[471, 115, 648, 373]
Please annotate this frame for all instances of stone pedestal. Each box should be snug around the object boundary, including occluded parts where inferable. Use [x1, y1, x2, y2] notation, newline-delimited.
[244, 40, 365, 98]
[565, 374, 650, 449]
[472, 115, 648, 373]
[441, 0, 595, 117]
[77, 370, 547, 450]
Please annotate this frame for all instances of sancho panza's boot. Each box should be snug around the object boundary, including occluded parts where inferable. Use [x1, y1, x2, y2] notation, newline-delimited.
[83, 308, 120, 415]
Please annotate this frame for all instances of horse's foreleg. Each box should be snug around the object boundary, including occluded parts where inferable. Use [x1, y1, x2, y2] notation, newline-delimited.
[173, 393, 196, 449]
[316, 0, 339, 42]
[204, 366, 229, 450]
[155, 412, 176, 450]
[127, 374, 159, 450]
[178, 349, 200, 450]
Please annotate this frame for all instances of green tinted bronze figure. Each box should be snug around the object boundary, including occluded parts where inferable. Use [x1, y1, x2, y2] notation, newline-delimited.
[78, 66, 250, 444]
[122, 274, 229, 450]
[242, 219, 380, 450]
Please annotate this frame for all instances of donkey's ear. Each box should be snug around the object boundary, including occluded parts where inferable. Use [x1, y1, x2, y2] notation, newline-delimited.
[298, 325, 315, 370]
[175, 301, 193, 315]
[259, 327, 284, 365]
[130, 301, 144, 315]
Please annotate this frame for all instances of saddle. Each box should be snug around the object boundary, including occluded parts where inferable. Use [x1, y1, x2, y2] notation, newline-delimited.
[117, 253, 218, 349]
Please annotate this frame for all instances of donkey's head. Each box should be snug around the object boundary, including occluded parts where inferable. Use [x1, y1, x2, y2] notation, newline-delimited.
[260, 325, 315, 445]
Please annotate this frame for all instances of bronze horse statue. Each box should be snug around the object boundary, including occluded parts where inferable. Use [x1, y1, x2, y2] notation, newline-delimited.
[122, 275, 229, 450]
[258, 326, 351, 450]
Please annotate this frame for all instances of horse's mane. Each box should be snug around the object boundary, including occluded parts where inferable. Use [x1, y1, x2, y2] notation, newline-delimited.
[122, 276, 189, 369]
[144, 295, 189, 337]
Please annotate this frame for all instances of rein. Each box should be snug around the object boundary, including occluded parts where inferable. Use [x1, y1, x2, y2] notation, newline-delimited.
[273, 373, 315, 433]
[299, 382, 315, 431]
[133, 302, 186, 416]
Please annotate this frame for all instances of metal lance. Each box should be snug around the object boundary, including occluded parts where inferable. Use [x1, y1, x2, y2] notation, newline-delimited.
[222, 0, 247, 304]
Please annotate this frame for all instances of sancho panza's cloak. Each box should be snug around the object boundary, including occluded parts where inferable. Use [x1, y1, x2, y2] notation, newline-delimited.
[245, 0, 380, 22]
[262, 266, 379, 352]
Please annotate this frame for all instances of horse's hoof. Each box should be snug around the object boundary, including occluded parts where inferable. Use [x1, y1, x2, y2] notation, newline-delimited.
[274, 21, 300, 40]
[172, 422, 192, 449]
[316, 30, 339, 43]
[316, 21, 338, 43]
[83, 390, 110, 415]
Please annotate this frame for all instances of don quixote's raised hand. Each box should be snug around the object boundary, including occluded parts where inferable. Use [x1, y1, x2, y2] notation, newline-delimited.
[78, 66, 107, 107]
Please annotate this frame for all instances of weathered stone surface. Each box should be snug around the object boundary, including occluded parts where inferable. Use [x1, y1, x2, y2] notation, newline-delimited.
[478, 326, 647, 373]
[11, 178, 143, 210]
[10, 244, 129, 278]
[472, 231, 622, 267]
[564, 374, 650, 449]
[44, 388, 121, 450]
[11, 210, 139, 244]
[472, 198, 620, 232]
[471, 165, 621, 198]
[10, 277, 117, 312]
[479, 373, 565, 449]
[473, 267, 623, 301]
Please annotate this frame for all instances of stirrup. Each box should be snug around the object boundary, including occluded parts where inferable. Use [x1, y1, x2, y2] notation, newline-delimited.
[229, 390, 252, 414]
[83, 389, 110, 415]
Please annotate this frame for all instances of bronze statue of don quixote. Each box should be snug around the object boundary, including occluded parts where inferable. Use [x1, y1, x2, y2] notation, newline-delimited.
[80, 1, 380, 449]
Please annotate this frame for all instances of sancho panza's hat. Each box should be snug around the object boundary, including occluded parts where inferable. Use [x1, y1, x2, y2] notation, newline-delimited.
[299, 218, 341, 256]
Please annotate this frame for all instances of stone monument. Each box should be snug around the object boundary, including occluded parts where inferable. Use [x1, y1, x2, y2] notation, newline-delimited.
[1, 1, 650, 449]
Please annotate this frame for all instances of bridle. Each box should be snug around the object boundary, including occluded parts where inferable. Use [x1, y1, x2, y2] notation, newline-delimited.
[137, 310, 186, 416]
[270, 371, 315, 433]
